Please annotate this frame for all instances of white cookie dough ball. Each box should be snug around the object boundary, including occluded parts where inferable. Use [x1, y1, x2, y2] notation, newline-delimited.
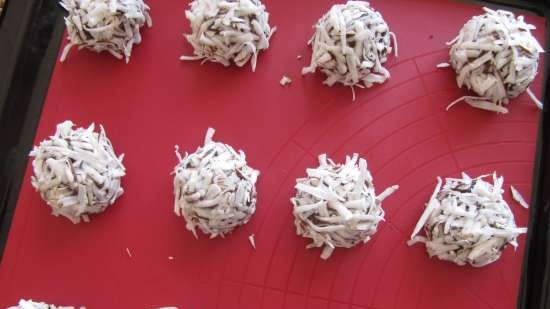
[291, 154, 398, 259]
[181, 0, 276, 72]
[173, 128, 259, 238]
[7, 299, 82, 309]
[60, 0, 152, 63]
[409, 173, 527, 267]
[302, 1, 397, 100]
[30, 120, 126, 223]
[447, 7, 543, 113]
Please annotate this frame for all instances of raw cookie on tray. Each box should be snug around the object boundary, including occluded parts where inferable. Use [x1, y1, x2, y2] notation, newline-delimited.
[173, 128, 259, 238]
[30, 120, 126, 223]
[291, 153, 398, 259]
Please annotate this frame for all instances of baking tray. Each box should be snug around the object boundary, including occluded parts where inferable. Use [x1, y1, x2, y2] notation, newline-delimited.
[0, 0, 548, 308]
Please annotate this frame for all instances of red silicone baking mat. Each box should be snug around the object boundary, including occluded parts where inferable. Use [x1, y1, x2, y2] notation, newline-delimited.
[0, 0, 545, 308]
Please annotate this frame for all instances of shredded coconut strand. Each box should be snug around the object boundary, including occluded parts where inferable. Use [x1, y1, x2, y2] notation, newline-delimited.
[60, 0, 152, 63]
[126, 247, 133, 258]
[29, 121, 126, 224]
[291, 153, 398, 259]
[409, 173, 527, 267]
[7, 299, 85, 309]
[302, 1, 397, 100]
[510, 185, 529, 209]
[174, 128, 260, 238]
[181, 0, 276, 72]
[279, 75, 292, 86]
[447, 7, 544, 113]
[248, 234, 256, 249]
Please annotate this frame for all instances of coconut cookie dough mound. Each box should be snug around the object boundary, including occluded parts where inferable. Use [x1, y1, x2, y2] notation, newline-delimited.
[7, 299, 84, 309]
[173, 128, 260, 238]
[408, 173, 527, 267]
[30, 121, 126, 224]
[302, 1, 397, 101]
[59, 0, 152, 63]
[446, 7, 544, 113]
[291, 154, 398, 259]
[181, 0, 276, 72]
